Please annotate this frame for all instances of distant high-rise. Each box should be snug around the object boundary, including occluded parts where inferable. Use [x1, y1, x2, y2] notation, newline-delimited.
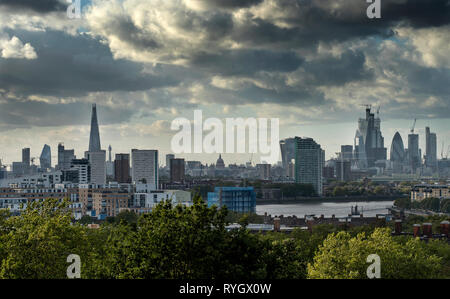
[256, 163, 271, 180]
[166, 154, 175, 169]
[295, 137, 325, 196]
[63, 158, 90, 184]
[40, 144, 51, 170]
[170, 158, 185, 183]
[425, 127, 437, 169]
[114, 153, 130, 183]
[22, 148, 30, 168]
[132, 149, 159, 189]
[390, 132, 405, 162]
[390, 132, 405, 173]
[86, 150, 106, 185]
[336, 160, 351, 182]
[57, 143, 75, 171]
[408, 133, 420, 172]
[89, 104, 101, 152]
[340, 145, 353, 161]
[280, 138, 296, 171]
[354, 107, 387, 168]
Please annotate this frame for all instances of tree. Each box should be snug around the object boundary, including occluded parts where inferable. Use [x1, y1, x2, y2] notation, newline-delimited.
[394, 198, 411, 209]
[0, 198, 96, 279]
[307, 228, 442, 279]
[79, 215, 94, 225]
[94, 195, 269, 279]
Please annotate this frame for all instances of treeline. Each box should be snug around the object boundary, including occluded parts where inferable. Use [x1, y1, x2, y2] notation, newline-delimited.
[395, 197, 450, 213]
[0, 198, 448, 279]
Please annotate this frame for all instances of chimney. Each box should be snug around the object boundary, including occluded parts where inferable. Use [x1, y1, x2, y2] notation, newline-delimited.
[306, 218, 314, 233]
[413, 224, 421, 238]
[440, 221, 449, 237]
[273, 218, 281, 232]
[394, 220, 402, 235]
[422, 223, 432, 238]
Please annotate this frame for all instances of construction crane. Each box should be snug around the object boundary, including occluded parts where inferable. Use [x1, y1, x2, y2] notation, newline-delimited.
[410, 118, 417, 134]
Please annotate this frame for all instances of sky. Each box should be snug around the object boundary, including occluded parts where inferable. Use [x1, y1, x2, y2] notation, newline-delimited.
[0, 0, 449, 167]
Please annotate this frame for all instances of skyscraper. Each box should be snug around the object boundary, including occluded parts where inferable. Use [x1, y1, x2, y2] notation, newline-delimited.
[425, 127, 437, 169]
[295, 137, 325, 196]
[340, 145, 353, 161]
[40, 144, 51, 170]
[89, 104, 101, 152]
[63, 158, 90, 184]
[354, 107, 387, 168]
[57, 143, 75, 171]
[390, 132, 405, 173]
[280, 138, 296, 171]
[86, 151, 106, 185]
[166, 154, 175, 169]
[22, 148, 30, 168]
[170, 158, 185, 183]
[132, 149, 159, 189]
[408, 133, 420, 172]
[114, 153, 130, 183]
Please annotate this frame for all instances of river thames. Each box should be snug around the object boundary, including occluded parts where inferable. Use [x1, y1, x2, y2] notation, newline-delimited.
[256, 200, 394, 218]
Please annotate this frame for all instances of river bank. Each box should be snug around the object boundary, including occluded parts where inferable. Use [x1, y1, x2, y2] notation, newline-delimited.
[256, 195, 402, 205]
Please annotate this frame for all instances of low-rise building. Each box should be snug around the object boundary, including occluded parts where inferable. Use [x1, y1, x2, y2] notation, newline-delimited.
[411, 184, 450, 201]
[132, 190, 192, 211]
[207, 187, 256, 213]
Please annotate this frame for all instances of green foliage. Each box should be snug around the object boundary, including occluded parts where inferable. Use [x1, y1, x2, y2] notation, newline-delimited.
[0, 198, 448, 279]
[225, 211, 264, 225]
[394, 197, 411, 209]
[92, 195, 269, 279]
[0, 199, 96, 279]
[308, 228, 443, 279]
[105, 210, 138, 226]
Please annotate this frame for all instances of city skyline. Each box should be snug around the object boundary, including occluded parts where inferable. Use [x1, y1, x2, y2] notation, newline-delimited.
[0, 103, 447, 168]
[0, 0, 449, 166]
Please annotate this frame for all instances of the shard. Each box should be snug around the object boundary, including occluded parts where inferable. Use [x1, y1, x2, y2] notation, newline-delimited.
[89, 103, 101, 152]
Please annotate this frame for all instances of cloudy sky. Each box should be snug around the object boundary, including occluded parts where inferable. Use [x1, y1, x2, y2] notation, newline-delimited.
[0, 0, 449, 166]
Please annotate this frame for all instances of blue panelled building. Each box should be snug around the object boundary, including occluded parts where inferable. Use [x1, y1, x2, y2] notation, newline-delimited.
[207, 187, 256, 213]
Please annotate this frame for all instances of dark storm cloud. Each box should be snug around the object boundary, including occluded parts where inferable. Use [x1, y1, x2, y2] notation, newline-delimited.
[399, 62, 450, 97]
[190, 49, 303, 76]
[382, 0, 450, 28]
[107, 17, 160, 50]
[231, 0, 449, 49]
[0, 95, 134, 128]
[302, 50, 374, 86]
[0, 30, 178, 97]
[0, 0, 67, 13]
[196, 0, 264, 9]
